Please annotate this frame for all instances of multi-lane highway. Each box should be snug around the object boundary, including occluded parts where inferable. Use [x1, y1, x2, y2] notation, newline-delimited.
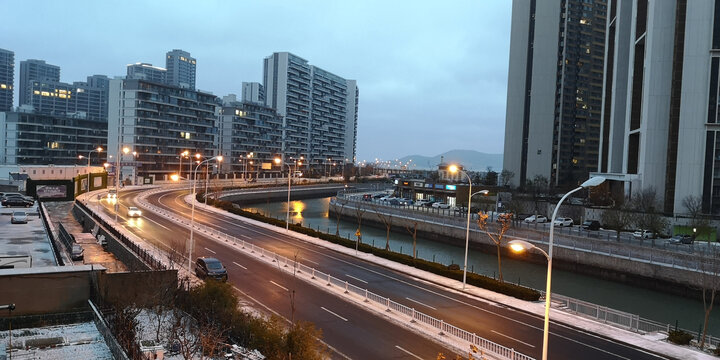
[100, 187, 672, 360]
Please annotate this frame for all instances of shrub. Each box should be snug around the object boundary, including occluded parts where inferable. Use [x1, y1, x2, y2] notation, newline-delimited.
[204, 195, 541, 301]
[668, 329, 693, 345]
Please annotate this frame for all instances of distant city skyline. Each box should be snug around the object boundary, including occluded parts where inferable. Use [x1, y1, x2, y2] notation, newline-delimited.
[0, 1, 511, 162]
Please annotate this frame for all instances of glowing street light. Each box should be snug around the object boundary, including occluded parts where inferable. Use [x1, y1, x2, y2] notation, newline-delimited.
[189, 155, 223, 271]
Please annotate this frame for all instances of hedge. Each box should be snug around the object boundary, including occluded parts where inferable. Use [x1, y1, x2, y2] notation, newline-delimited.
[200, 193, 541, 301]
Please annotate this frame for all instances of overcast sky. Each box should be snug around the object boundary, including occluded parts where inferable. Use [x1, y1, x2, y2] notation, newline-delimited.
[1, 1, 512, 162]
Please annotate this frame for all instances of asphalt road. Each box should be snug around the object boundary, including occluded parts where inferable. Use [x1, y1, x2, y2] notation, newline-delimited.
[99, 189, 454, 360]
[102, 188, 672, 360]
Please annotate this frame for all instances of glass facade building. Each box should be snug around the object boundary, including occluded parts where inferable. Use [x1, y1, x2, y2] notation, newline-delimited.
[0, 48, 13, 112]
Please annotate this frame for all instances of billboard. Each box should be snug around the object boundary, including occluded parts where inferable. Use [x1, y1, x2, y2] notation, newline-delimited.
[37, 184, 68, 199]
[261, 162, 272, 170]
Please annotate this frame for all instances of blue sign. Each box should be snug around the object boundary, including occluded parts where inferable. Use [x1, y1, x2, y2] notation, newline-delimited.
[435, 184, 444, 189]
[446, 185, 457, 190]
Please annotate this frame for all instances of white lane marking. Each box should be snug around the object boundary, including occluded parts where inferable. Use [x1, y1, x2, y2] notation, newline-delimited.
[405, 297, 437, 310]
[346, 274, 367, 284]
[303, 258, 320, 265]
[395, 345, 423, 360]
[240, 234, 252, 239]
[321, 306, 348, 322]
[143, 216, 171, 231]
[270, 280, 288, 292]
[233, 261, 247, 269]
[491, 330, 536, 348]
[151, 188, 644, 358]
[204, 247, 216, 254]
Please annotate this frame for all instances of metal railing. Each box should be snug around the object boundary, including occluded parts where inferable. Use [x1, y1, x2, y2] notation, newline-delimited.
[132, 188, 534, 360]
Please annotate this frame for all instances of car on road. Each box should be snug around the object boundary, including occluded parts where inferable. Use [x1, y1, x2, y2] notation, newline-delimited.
[553, 217, 574, 227]
[524, 215, 548, 223]
[414, 199, 431, 207]
[71, 244, 84, 261]
[127, 206, 142, 217]
[399, 198, 413, 206]
[581, 220, 601, 230]
[107, 189, 117, 200]
[633, 230, 655, 239]
[431, 202, 451, 209]
[362, 194, 372, 201]
[195, 257, 228, 282]
[10, 211, 28, 224]
[668, 234, 694, 245]
[1, 197, 34, 207]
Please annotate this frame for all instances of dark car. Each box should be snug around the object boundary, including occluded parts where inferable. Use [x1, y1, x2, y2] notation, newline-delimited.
[195, 257, 228, 282]
[581, 220, 601, 231]
[71, 244, 84, 261]
[668, 234, 694, 245]
[1, 197, 34, 207]
[362, 194, 372, 201]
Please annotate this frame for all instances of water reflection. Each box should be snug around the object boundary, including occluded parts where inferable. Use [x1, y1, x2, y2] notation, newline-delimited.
[243, 197, 720, 334]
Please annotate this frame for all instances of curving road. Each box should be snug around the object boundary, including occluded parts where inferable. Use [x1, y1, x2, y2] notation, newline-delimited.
[100, 187, 672, 360]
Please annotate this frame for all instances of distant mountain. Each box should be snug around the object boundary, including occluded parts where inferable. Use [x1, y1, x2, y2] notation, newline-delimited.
[398, 150, 503, 172]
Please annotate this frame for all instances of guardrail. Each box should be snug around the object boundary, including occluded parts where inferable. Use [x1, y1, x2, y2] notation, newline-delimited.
[75, 200, 166, 271]
[134, 188, 534, 360]
[332, 195, 720, 348]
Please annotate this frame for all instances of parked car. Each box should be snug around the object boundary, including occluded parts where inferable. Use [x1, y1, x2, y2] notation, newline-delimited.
[668, 234, 694, 245]
[524, 215, 548, 223]
[362, 194, 372, 201]
[71, 244, 84, 261]
[1, 197, 34, 207]
[414, 199, 431, 207]
[553, 217, 574, 227]
[1, 194, 33, 202]
[581, 220, 601, 231]
[387, 199, 401, 206]
[379, 195, 395, 202]
[372, 193, 386, 199]
[431, 202, 451, 209]
[423, 201, 437, 207]
[127, 206, 142, 217]
[399, 198, 413, 206]
[633, 230, 655, 239]
[10, 211, 28, 224]
[195, 257, 228, 282]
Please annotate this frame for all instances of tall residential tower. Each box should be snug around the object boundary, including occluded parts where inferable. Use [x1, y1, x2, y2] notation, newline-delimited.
[19, 59, 60, 106]
[165, 49, 196, 90]
[0, 48, 14, 111]
[504, 0, 608, 189]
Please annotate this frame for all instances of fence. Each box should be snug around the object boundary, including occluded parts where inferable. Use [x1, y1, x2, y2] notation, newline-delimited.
[74, 200, 166, 271]
[88, 300, 131, 360]
[132, 188, 534, 360]
[332, 193, 720, 347]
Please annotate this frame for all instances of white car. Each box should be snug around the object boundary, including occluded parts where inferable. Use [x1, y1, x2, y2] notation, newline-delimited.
[432, 202, 451, 209]
[524, 215, 548, 223]
[553, 217, 574, 227]
[127, 206, 142, 217]
[414, 200, 431, 207]
[633, 230, 655, 239]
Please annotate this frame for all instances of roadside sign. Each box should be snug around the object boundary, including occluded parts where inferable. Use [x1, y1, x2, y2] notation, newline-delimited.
[355, 229, 361, 237]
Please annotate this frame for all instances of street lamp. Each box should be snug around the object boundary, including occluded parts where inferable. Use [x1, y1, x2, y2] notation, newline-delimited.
[449, 164, 489, 290]
[188, 155, 223, 271]
[85, 146, 103, 173]
[178, 150, 189, 180]
[509, 176, 605, 360]
[275, 156, 302, 231]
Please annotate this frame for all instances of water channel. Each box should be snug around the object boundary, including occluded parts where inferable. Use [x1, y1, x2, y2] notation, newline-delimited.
[243, 196, 720, 335]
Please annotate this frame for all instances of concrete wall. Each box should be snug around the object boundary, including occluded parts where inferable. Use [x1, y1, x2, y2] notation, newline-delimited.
[329, 201, 705, 297]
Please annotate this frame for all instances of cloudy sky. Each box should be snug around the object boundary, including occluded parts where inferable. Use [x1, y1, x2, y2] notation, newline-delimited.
[1, 1, 512, 162]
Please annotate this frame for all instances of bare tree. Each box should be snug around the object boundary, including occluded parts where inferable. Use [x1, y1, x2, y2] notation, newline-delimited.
[166, 239, 187, 270]
[405, 220, 419, 259]
[354, 205, 366, 243]
[476, 212, 512, 282]
[500, 169, 515, 187]
[374, 209, 394, 251]
[684, 195, 712, 240]
[601, 203, 634, 241]
[110, 303, 142, 359]
[698, 245, 720, 350]
[333, 197, 348, 236]
[197, 320, 228, 358]
[168, 310, 200, 360]
[629, 188, 668, 243]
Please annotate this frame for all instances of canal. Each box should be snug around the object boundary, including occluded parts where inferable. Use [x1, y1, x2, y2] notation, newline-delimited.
[243, 196, 720, 335]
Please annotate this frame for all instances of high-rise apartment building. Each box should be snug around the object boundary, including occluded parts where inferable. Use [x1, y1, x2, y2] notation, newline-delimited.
[504, 0, 607, 189]
[0, 111, 107, 165]
[217, 99, 284, 176]
[165, 49, 196, 90]
[26, 75, 110, 121]
[242, 82, 265, 104]
[107, 78, 216, 182]
[126, 63, 167, 83]
[19, 59, 60, 106]
[263, 52, 358, 169]
[595, 0, 720, 215]
[0, 48, 14, 111]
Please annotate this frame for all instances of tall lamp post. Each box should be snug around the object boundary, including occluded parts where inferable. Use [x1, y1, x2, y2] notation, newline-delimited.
[115, 146, 131, 223]
[275, 156, 302, 231]
[85, 146, 103, 173]
[188, 155, 223, 271]
[508, 176, 605, 360]
[178, 150, 189, 180]
[449, 164, 489, 290]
